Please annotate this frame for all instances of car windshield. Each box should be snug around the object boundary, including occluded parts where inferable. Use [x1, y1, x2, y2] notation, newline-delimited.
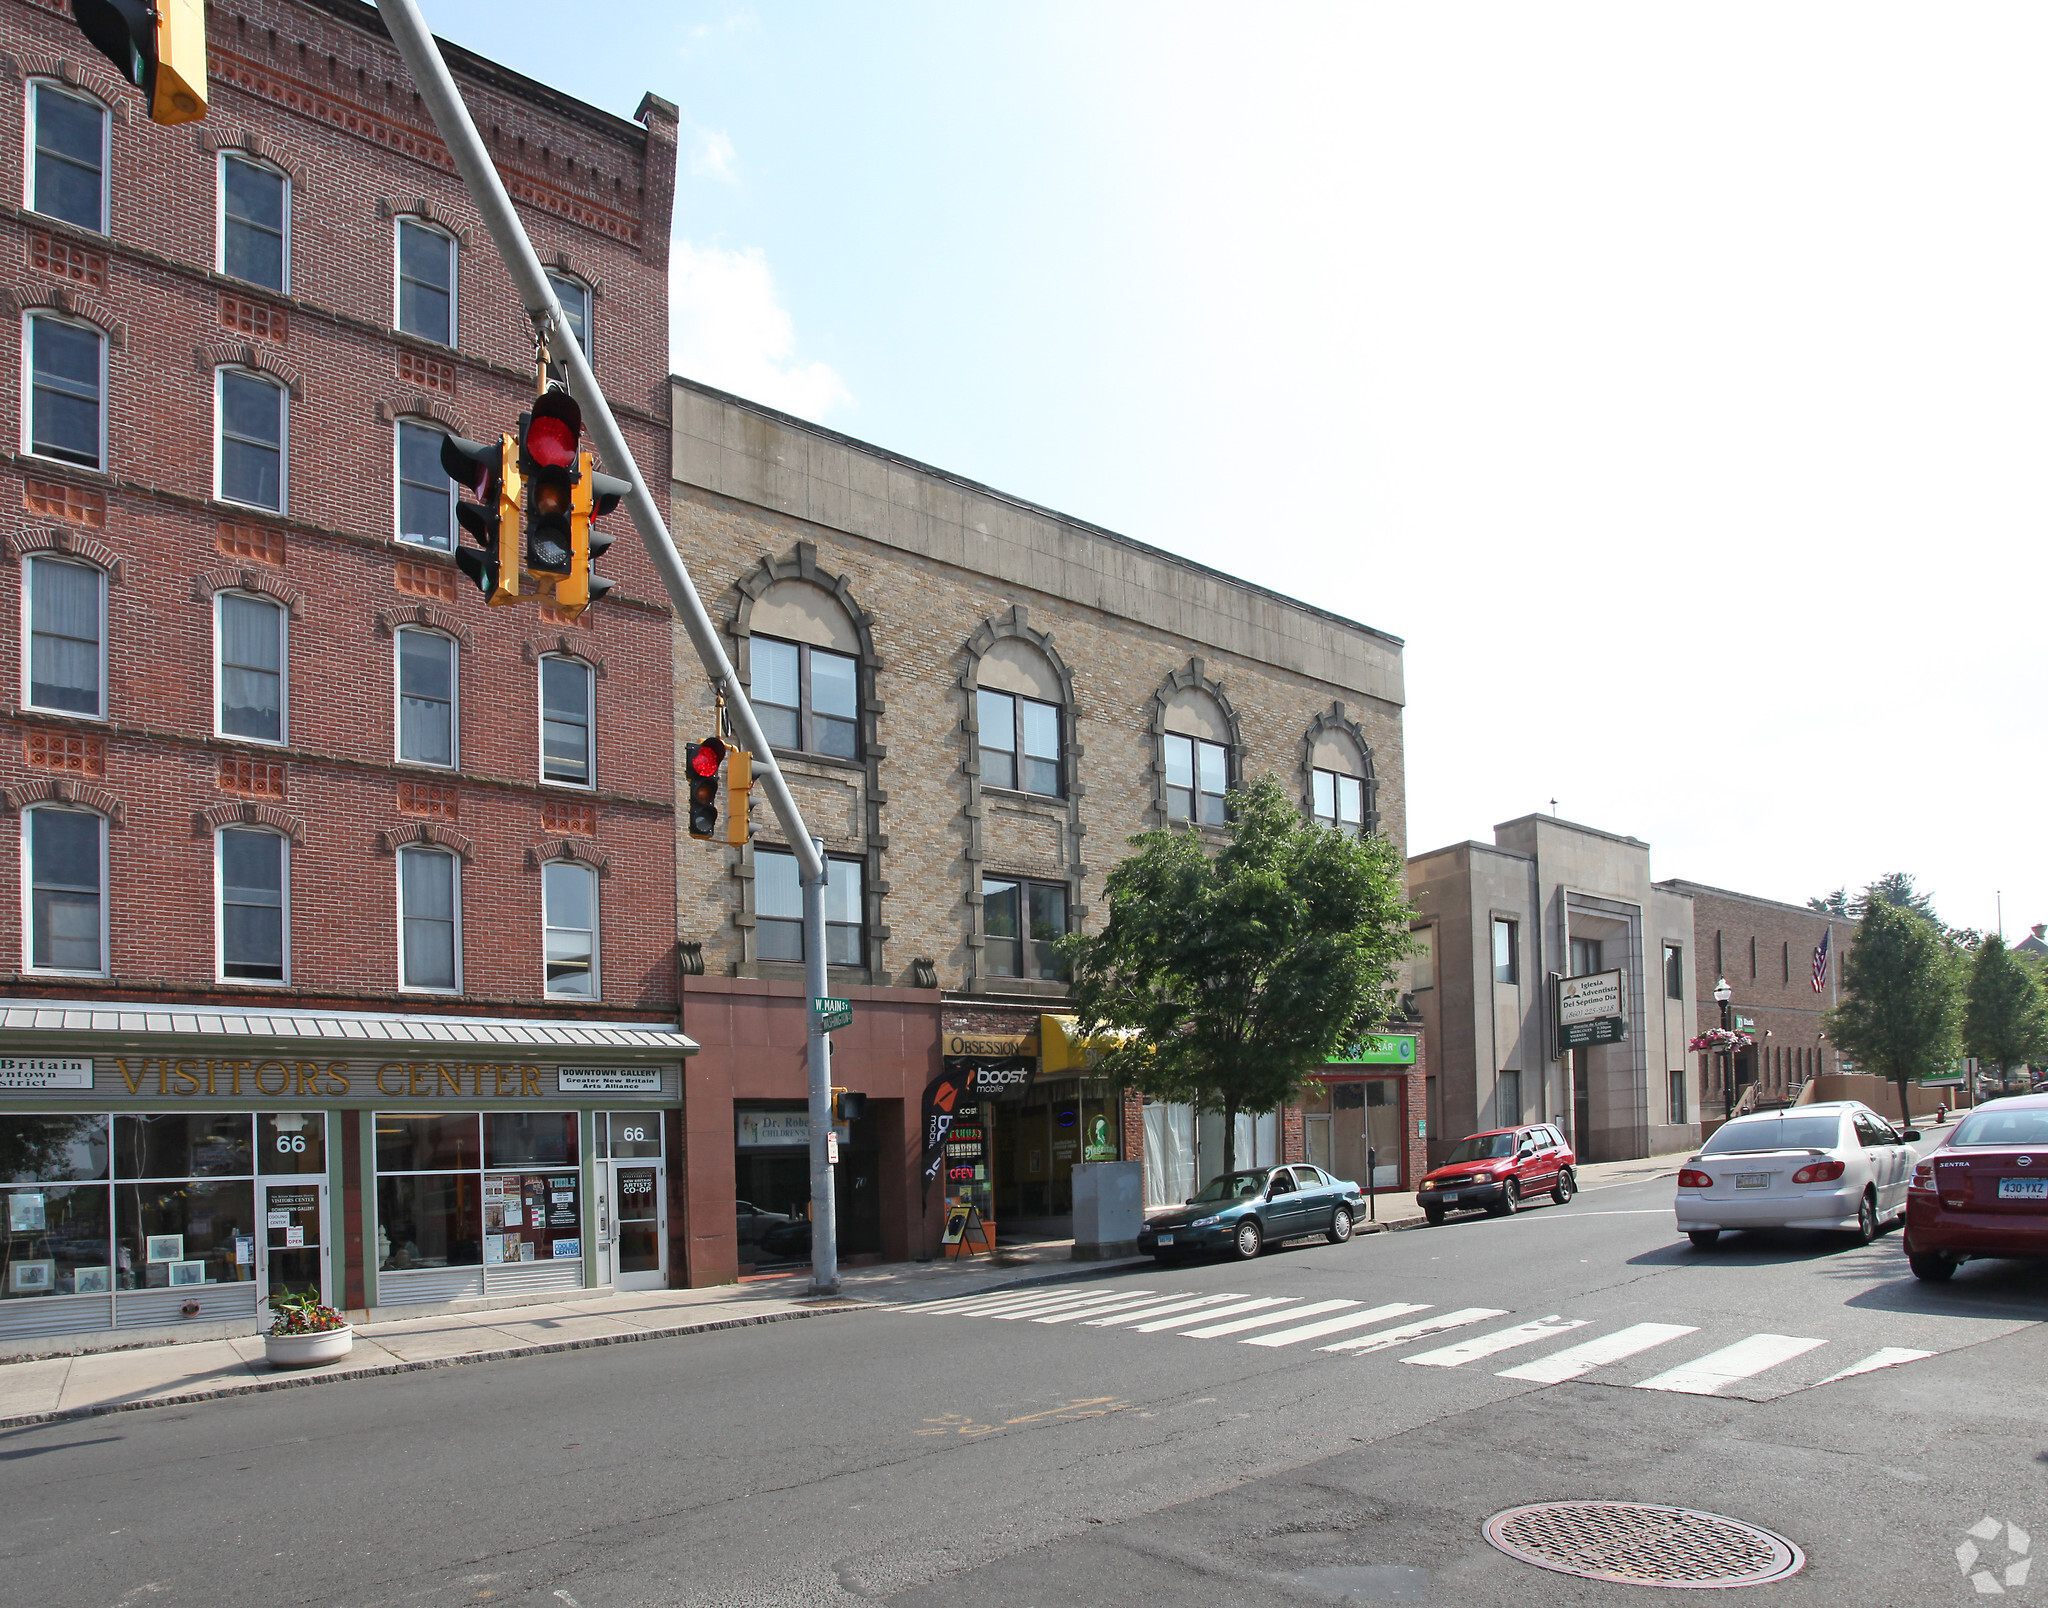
[1443, 1134, 1516, 1164]
[1950, 1109, 2048, 1147]
[1191, 1170, 1272, 1203]
[1700, 1115, 1843, 1155]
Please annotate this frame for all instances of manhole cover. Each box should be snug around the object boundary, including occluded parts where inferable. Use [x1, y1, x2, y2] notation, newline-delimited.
[1483, 1502, 1804, 1589]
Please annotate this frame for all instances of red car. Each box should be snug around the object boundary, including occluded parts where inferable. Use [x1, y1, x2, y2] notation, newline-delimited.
[1416, 1123, 1577, 1225]
[1904, 1092, 2048, 1281]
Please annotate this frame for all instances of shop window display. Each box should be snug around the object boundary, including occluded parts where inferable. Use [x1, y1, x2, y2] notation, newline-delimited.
[375, 1112, 580, 1272]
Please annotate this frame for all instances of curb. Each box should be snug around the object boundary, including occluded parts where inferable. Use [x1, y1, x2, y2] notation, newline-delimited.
[0, 1301, 874, 1432]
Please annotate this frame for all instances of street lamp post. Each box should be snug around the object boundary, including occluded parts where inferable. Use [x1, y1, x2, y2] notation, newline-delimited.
[1714, 976, 1734, 1122]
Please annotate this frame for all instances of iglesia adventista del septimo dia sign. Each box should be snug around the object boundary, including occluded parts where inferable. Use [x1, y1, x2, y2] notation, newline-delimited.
[1557, 970, 1628, 1051]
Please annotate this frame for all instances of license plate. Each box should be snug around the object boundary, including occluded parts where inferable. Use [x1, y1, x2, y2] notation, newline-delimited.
[1441, 1192, 1460, 1203]
[1736, 1172, 1771, 1189]
[1154, 1233, 1174, 1245]
[1998, 1178, 2048, 1201]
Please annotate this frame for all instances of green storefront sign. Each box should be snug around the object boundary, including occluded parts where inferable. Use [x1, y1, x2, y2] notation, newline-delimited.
[1329, 1035, 1417, 1066]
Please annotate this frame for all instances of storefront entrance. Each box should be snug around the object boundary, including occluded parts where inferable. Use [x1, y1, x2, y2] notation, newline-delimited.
[1302, 1076, 1404, 1190]
[595, 1112, 666, 1290]
[733, 1103, 880, 1271]
[257, 1111, 330, 1307]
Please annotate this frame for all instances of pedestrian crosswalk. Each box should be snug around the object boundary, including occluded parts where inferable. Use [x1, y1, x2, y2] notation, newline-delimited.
[890, 1283, 1937, 1397]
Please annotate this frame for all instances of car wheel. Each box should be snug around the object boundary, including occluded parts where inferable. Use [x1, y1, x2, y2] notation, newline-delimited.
[1908, 1248, 1957, 1283]
[1232, 1218, 1264, 1260]
[1489, 1179, 1520, 1217]
[1848, 1191, 1878, 1247]
[1326, 1206, 1353, 1244]
[1423, 1206, 1446, 1226]
[1688, 1229, 1719, 1250]
[1551, 1168, 1576, 1205]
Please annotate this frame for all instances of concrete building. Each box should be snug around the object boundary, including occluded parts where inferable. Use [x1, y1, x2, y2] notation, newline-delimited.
[1408, 816, 1698, 1166]
[667, 380, 1419, 1284]
[0, 0, 683, 1352]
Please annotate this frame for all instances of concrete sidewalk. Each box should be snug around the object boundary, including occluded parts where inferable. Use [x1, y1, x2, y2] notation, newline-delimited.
[0, 1152, 1693, 1431]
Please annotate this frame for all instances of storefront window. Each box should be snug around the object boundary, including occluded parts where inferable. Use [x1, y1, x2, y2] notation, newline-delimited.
[375, 1112, 581, 1273]
[259, 1112, 325, 1174]
[116, 1178, 254, 1288]
[375, 1112, 481, 1172]
[113, 1113, 254, 1180]
[598, 1114, 663, 1158]
[1, 1113, 108, 1182]
[377, 1171, 480, 1270]
[1301, 1078, 1404, 1190]
[3, 1181, 109, 1297]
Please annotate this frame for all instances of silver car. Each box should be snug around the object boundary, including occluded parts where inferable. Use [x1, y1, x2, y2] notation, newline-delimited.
[1675, 1101, 1921, 1249]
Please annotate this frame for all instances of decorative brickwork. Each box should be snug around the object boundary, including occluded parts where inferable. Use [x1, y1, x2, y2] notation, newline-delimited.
[216, 522, 285, 566]
[397, 348, 455, 392]
[195, 799, 305, 843]
[0, 776, 123, 823]
[395, 558, 456, 601]
[23, 728, 103, 777]
[217, 758, 287, 799]
[219, 292, 286, 342]
[397, 781, 459, 820]
[4, 526, 123, 578]
[27, 231, 104, 287]
[21, 478, 103, 526]
[541, 798, 596, 836]
[376, 820, 474, 859]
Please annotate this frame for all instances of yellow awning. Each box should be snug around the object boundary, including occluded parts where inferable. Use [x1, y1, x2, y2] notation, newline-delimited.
[1038, 1015, 1140, 1074]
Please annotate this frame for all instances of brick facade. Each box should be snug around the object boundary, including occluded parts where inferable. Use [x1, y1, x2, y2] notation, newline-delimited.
[0, 0, 679, 1017]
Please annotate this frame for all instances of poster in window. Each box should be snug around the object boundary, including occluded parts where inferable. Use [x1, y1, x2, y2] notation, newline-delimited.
[8, 1259, 54, 1294]
[167, 1259, 208, 1287]
[8, 1192, 45, 1233]
[552, 1238, 580, 1259]
[146, 1234, 184, 1264]
[71, 1265, 110, 1295]
[484, 1234, 505, 1264]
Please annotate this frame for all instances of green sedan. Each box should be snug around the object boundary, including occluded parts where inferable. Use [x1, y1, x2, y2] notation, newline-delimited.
[1137, 1163, 1367, 1262]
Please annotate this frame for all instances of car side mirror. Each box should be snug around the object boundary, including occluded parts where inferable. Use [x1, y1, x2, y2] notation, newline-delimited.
[1519, 1145, 1534, 1158]
[1902, 1130, 1922, 1142]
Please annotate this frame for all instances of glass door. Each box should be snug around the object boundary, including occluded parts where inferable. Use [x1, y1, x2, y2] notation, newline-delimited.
[256, 1112, 329, 1309]
[605, 1160, 665, 1289]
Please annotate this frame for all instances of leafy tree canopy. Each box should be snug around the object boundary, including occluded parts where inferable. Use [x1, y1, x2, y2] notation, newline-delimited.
[1825, 900, 1963, 1125]
[1060, 776, 1414, 1175]
[1963, 934, 2048, 1077]
[1809, 872, 1940, 924]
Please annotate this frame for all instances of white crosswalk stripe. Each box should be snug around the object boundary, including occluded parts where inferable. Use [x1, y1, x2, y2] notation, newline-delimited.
[1032, 1291, 1194, 1324]
[1634, 1334, 1826, 1395]
[1404, 1316, 1589, 1368]
[1495, 1322, 1699, 1383]
[1082, 1293, 1251, 1327]
[983, 1290, 1158, 1321]
[1182, 1299, 1360, 1339]
[1812, 1346, 1935, 1386]
[1239, 1302, 1430, 1348]
[1130, 1296, 1292, 1332]
[1316, 1307, 1507, 1355]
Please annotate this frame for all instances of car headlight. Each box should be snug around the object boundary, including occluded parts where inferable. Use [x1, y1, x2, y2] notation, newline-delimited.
[1189, 1215, 1222, 1228]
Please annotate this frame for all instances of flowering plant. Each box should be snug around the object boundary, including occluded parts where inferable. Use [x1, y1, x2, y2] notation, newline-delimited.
[268, 1290, 348, 1335]
[1689, 1029, 1755, 1054]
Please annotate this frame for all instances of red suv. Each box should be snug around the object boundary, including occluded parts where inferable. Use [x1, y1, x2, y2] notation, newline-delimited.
[1416, 1123, 1577, 1225]
[1903, 1093, 2048, 1281]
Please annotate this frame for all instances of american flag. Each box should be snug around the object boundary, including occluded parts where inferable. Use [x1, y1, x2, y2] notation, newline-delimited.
[1811, 930, 1830, 993]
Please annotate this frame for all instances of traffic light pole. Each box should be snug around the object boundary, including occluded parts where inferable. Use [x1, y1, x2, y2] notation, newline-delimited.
[373, 0, 839, 1295]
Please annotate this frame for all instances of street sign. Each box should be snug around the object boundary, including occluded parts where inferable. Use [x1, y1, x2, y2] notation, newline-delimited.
[813, 996, 852, 1032]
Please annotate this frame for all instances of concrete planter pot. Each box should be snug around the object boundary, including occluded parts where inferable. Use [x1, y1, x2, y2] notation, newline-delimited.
[264, 1325, 354, 1368]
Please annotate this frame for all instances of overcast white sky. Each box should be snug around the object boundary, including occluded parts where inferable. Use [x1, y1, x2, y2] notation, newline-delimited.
[428, 1, 2043, 935]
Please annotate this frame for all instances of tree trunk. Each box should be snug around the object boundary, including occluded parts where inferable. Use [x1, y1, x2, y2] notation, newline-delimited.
[1222, 1093, 1238, 1176]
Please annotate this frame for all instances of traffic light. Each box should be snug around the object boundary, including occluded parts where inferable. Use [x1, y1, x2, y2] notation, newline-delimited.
[72, 0, 207, 125]
[441, 434, 522, 605]
[832, 1090, 868, 1123]
[725, 747, 752, 846]
[552, 451, 631, 619]
[686, 736, 728, 840]
[519, 385, 582, 583]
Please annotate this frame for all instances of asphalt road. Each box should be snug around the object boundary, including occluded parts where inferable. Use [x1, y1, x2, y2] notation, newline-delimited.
[5, 1155, 2045, 1608]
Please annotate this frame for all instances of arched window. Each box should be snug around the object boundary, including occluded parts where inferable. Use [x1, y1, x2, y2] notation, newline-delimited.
[24, 313, 105, 471]
[218, 152, 289, 292]
[1163, 689, 1231, 826]
[1310, 730, 1368, 838]
[395, 217, 456, 345]
[976, 637, 1063, 798]
[216, 826, 288, 983]
[746, 579, 860, 759]
[27, 81, 107, 232]
[394, 627, 457, 768]
[216, 367, 287, 512]
[545, 272, 591, 379]
[542, 860, 598, 998]
[215, 590, 285, 743]
[23, 804, 105, 975]
[395, 419, 456, 550]
[22, 554, 105, 718]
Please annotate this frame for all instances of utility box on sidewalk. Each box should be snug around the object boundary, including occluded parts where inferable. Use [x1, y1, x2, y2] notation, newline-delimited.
[1071, 1160, 1142, 1260]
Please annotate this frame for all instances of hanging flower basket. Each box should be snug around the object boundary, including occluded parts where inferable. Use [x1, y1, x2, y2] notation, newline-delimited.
[1689, 1029, 1755, 1055]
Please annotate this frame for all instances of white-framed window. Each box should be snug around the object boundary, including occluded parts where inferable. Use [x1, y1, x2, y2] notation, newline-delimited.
[539, 655, 593, 787]
[397, 845, 459, 992]
[754, 849, 863, 967]
[26, 80, 107, 232]
[1311, 769, 1365, 837]
[1492, 918, 1519, 985]
[395, 218, 455, 346]
[983, 876, 1068, 980]
[394, 627, 457, 768]
[218, 152, 288, 292]
[22, 554, 104, 717]
[23, 804, 105, 975]
[542, 859, 597, 999]
[1164, 732, 1229, 826]
[976, 687, 1061, 797]
[217, 826, 288, 983]
[750, 635, 857, 758]
[216, 367, 286, 512]
[24, 314, 105, 470]
[216, 590, 285, 744]
[395, 419, 455, 550]
[545, 272, 591, 377]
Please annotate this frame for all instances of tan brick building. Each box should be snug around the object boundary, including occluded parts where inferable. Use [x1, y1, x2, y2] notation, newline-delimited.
[668, 380, 1418, 1283]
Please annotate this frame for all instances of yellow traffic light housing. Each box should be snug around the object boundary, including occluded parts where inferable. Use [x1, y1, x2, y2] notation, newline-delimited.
[444, 434, 523, 606]
[72, 0, 207, 126]
[725, 747, 752, 845]
[686, 737, 728, 841]
[553, 451, 631, 620]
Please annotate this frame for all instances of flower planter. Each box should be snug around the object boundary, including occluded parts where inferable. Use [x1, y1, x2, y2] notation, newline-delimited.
[264, 1325, 354, 1368]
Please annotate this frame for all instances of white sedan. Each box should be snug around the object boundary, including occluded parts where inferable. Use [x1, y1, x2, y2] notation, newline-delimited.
[1675, 1101, 1921, 1249]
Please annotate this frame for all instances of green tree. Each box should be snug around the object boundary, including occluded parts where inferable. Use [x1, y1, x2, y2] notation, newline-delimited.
[1060, 776, 1413, 1177]
[1962, 935, 2048, 1092]
[1809, 873, 1941, 924]
[1825, 901, 1963, 1125]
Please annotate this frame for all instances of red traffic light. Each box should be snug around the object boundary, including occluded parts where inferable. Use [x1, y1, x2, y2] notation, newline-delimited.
[523, 387, 582, 469]
[689, 736, 729, 779]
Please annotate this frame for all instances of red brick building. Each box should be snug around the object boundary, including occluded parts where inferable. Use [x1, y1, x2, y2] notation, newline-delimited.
[0, 0, 684, 1351]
